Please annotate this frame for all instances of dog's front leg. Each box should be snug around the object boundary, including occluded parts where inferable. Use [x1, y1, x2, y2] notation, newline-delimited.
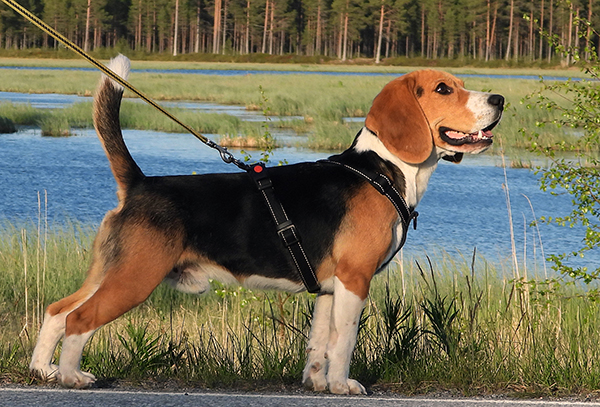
[303, 292, 333, 391]
[57, 330, 97, 389]
[325, 277, 367, 395]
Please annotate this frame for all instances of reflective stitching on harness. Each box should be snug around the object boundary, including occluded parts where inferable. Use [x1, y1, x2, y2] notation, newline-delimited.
[318, 159, 418, 240]
[248, 163, 321, 293]
[261, 189, 281, 223]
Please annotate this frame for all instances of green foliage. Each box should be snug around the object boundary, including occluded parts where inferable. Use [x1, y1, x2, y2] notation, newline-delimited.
[114, 322, 185, 378]
[524, 16, 600, 287]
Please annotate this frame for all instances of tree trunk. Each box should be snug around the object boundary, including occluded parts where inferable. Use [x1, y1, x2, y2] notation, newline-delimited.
[585, 0, 592, 60]
[222, 0, 228, 54]
[337, 12, 343, 59]
[195, 2, 201, 53]
[84, 0, 91, 52]
[137, 0, 143, 51]
[268, 0, 274, 54]
[485, 0, 490, 61]
[385, 18, 391, 58]
[213, 0, 222, 53]
[490, 4, 497, 59]
[342, 11, 348, 61]
[539, 0, 544, 60]
[262, 0, 269, 53]
[513, 14, 518, 59]
[505, 0, 514, 60]
[547, 0, 553, 63]
[565, 3, 573, 66]
[420, 5, 425, 57]
[529, 0, 534, 60]
[245, 0, 250, 54]
[173, 0, 179, 56]
[316, 1, 322, 54]
[375, 2, 384, 63]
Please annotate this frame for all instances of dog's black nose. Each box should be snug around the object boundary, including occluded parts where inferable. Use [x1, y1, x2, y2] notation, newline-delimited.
[488, 94, 505, 110]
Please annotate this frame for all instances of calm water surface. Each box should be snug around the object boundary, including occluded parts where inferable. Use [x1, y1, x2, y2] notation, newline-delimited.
[0, 65, 576, 81]
[0, 91, 302, 122]
[0, 127, 589, 273]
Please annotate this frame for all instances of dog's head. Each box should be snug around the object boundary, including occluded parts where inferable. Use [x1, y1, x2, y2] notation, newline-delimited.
[365, 69, 504, 164]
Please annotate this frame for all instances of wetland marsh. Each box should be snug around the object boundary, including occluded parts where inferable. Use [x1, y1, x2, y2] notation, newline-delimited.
[1, 59, 598, 396]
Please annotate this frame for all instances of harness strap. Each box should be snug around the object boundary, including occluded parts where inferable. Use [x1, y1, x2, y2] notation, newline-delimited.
[319, 158, 418, 249]
[248, 163, 321, 294]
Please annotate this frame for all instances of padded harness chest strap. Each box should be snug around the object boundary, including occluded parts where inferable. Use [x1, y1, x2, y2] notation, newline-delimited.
[248, 163, 321, 294]
[319, 158, 418, 250]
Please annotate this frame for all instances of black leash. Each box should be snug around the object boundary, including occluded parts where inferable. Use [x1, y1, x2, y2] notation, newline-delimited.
[248, 163, 321, 293]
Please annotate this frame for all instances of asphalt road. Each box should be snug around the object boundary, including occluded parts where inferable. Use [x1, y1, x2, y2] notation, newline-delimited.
[2, 387, 600, 407]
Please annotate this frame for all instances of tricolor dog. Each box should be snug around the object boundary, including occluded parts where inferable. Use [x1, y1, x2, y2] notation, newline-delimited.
[30, 55, 504, 394]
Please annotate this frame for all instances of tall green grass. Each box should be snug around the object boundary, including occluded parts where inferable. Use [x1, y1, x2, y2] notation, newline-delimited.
[2, 216, 600, 395]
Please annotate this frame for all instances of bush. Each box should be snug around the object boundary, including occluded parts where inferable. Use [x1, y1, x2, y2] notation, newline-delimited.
[524, 15, 600, 289]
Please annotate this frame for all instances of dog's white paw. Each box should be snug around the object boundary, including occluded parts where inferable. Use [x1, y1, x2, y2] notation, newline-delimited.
[328, 378, 367, 395]
[303, 361, 328, 392]
[57, 370, 96, 389]
[30, 363, 59, 381]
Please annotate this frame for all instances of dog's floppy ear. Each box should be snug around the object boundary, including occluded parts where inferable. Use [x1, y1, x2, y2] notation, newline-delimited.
[365, 74, 433, 164]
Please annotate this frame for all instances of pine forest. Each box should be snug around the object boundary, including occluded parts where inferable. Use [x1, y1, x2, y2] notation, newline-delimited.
[0, 0, 598, 63]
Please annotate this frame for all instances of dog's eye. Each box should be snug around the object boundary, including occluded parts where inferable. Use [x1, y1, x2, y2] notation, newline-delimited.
[435, 83, 453, 95]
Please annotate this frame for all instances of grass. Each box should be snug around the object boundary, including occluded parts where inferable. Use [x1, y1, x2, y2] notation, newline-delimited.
[0, 116, 16, 133]
[0, 65, 585, 151]
[2, 218, 600, 396]
[2, 58, 600, 395]
[0, 49, 591, 76]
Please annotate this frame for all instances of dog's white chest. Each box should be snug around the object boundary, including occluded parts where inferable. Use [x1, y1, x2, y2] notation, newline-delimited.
[377, 219, 406, 273]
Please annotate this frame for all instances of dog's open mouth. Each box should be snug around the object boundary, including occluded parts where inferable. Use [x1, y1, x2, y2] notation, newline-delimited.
[439, 120, 499, 146]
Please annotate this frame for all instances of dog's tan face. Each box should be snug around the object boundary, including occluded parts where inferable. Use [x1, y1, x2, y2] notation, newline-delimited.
[365, 69, 504, 164]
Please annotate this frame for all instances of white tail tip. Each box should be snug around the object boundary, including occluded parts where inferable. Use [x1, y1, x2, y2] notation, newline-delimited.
[105, 54, 131, 91]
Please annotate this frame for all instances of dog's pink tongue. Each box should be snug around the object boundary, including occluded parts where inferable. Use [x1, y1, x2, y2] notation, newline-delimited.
[482, 129, 494, 138]
[446, 130, 469, 139]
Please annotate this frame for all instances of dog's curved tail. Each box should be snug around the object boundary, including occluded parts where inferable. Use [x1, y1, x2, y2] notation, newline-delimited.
[93, 54, 144, 198]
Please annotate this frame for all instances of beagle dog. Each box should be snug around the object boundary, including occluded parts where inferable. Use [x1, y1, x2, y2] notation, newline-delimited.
[29, 55, 504, 394]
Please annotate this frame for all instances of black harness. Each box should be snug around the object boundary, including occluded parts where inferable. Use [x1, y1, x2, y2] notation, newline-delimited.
[248, 159, 418, 294]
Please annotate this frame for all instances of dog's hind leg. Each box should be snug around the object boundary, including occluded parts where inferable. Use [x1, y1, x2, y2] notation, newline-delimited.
[29, 283, 99, 381]
[56, 226, 183, 388]
[29, 247, 107, 382]
[303, 293, 333, 392]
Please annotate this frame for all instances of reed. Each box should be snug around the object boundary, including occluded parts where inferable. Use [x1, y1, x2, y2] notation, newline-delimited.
[0, 116, 16, 133]
[40, 116, 72, 137]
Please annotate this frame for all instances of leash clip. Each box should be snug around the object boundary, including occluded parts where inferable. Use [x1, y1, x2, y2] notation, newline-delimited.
[207, 140, 251, 171]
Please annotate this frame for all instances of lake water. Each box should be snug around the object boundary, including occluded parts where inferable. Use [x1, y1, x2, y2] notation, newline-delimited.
[0, 65, 577, 81]
[0, 74, 594, 276]
[0, 127, 589, 275]
[0, 91, 303, 122]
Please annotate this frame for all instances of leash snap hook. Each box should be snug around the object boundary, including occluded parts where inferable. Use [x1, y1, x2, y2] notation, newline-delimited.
[207, 139, 251, 171]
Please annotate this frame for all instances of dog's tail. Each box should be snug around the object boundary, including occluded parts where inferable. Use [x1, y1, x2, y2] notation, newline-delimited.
[93, 54, 144, 197]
